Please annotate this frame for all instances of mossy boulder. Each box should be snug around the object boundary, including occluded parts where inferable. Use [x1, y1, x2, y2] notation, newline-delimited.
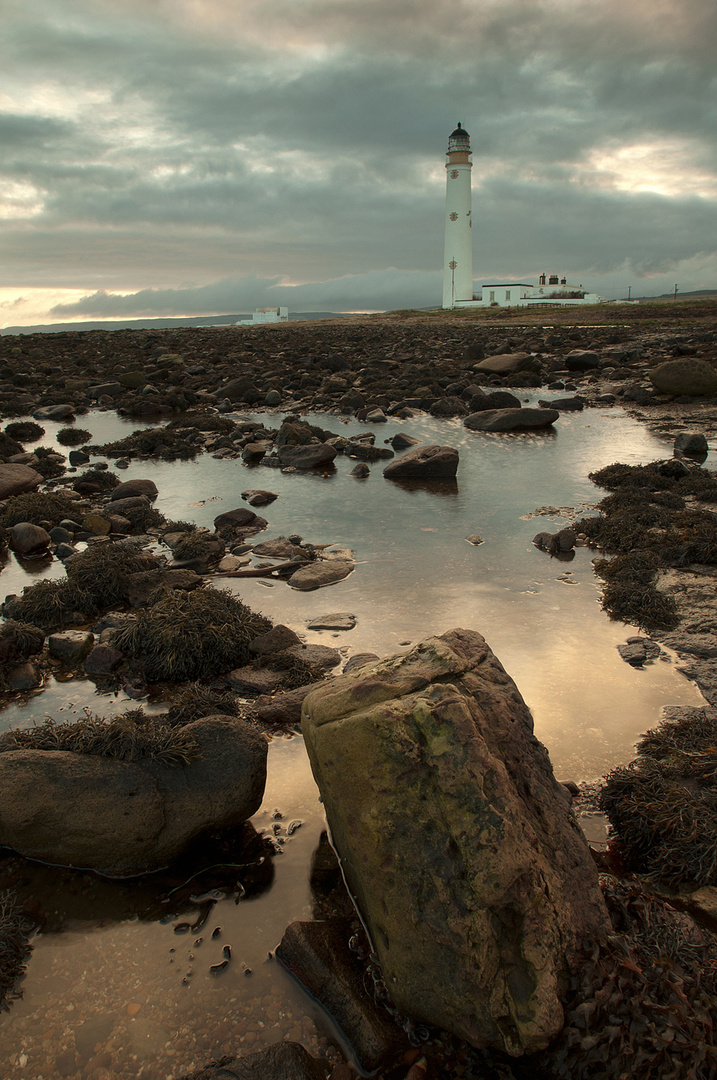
[301, 628, 610, 1056]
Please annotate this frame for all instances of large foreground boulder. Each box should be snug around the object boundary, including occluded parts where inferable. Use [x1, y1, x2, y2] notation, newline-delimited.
[301, 629, 610, 1056]
[0, 717, 267, 877]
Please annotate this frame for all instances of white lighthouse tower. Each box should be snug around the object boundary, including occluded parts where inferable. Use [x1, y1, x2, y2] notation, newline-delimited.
[442, 123, 474, 309]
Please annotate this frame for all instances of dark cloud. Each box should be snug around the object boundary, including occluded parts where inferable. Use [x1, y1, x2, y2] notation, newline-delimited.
[1, 0, 716, 323]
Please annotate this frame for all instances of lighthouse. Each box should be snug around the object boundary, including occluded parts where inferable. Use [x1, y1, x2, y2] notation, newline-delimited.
[442, 123, 474, 309]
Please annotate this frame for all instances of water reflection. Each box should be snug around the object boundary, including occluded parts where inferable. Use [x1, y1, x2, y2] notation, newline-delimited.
[0, 402, 709, 1077]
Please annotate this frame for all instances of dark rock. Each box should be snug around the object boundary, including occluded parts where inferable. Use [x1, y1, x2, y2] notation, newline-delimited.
[473, 352, 538, 375]
[277, 919, 407, 1073]
[48, 630, 94, 665]
[33, 404, 76, 421]
[286, 643, 341, 670]
[537, 396, 584, 411]
[350, 463, 370, 478]
[179, 1042, 327, 1080]
[88, 382, 124, 399]
[214, 508, 268, 536]
[110, 478, 159, 501]
[390, 433, 421, 451]
[288, 559, 354, 590]
[249, 624, 302, 655]
[307, 613, 357, 631]
[617, 638, 662, 667]
[532, 528, 576, 554]
[84, 644, 124, 676]
[468, 390, 521, 411]
[126, 569, 201, 606]
[68, 449, 90, 466]
[564, 350, 599, 371]
[104, 495, 151, 516]
[278, 443, 338, 470]
[344, 442, 393, 462]
[241, 489, 278, 506]
[0, 464, 42, 499]
[8, 522, 52, 556]
[650, 359, 717, 397]
[674, 432, 709, 456]
[383, 444, 458, 480]
[253, 685, 318, 726]
[429, 396, 468, 417]
[343, 653, 380, 673]
[5, 662, 41, 690]
[464, 408, 559, 432]
[222, 377, 257, 402]
[251, 536, 304, 558]
[227, 667, 285, 695]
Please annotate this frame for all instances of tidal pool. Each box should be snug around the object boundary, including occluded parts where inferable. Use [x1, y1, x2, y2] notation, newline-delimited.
[0, 402, 708, 1078]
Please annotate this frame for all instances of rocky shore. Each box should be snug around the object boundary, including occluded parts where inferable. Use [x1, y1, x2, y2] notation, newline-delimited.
[1, 304, 717, 1080]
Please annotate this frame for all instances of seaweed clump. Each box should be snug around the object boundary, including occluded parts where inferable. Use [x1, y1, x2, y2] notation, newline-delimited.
[111, 586, 272, 681]
[165, 683, 240, 727]
[56, 426, 92, 446]
[91, 425, 202, 461]
[576, 461, 717, 630]
[0, 712, 198, 767]
[599, 707, 717, 887]
[531, 877, 717, 1080]
[0, 432, 23, 460]
[3, 542, 158, 630]
[0, 490, 81, 529]
[4, 421, 44, 442]
[29, 447, 66, 479]
[0, 620, 45, 683]
[0, 891, 33, 1012]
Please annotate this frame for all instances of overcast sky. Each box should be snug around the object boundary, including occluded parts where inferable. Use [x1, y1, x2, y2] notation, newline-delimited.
[1, 0, 716, 326]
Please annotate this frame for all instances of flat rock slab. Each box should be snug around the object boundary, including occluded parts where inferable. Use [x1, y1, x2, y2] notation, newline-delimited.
[276, 919, 407, 1073]
[253, 685, 317, 726]
[33, 404, 76, 420]
[465, 407, 559, 432]
[251, 536, 303, 559]
[288, 559, 354, 591]
[307, 613, 357, 631]
[286, 643, 342, 670]
[0, 464, 42, 499]
[180, 1042, 327, 1080]
[227, 667, 285, 694]
[473, 351, 538, 374]
[301, 628, 610, 1056]
[48, 630, 95, 665]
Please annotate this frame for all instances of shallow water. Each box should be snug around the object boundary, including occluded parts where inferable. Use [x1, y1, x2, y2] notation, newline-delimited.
[0, 403, 709, 1077]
